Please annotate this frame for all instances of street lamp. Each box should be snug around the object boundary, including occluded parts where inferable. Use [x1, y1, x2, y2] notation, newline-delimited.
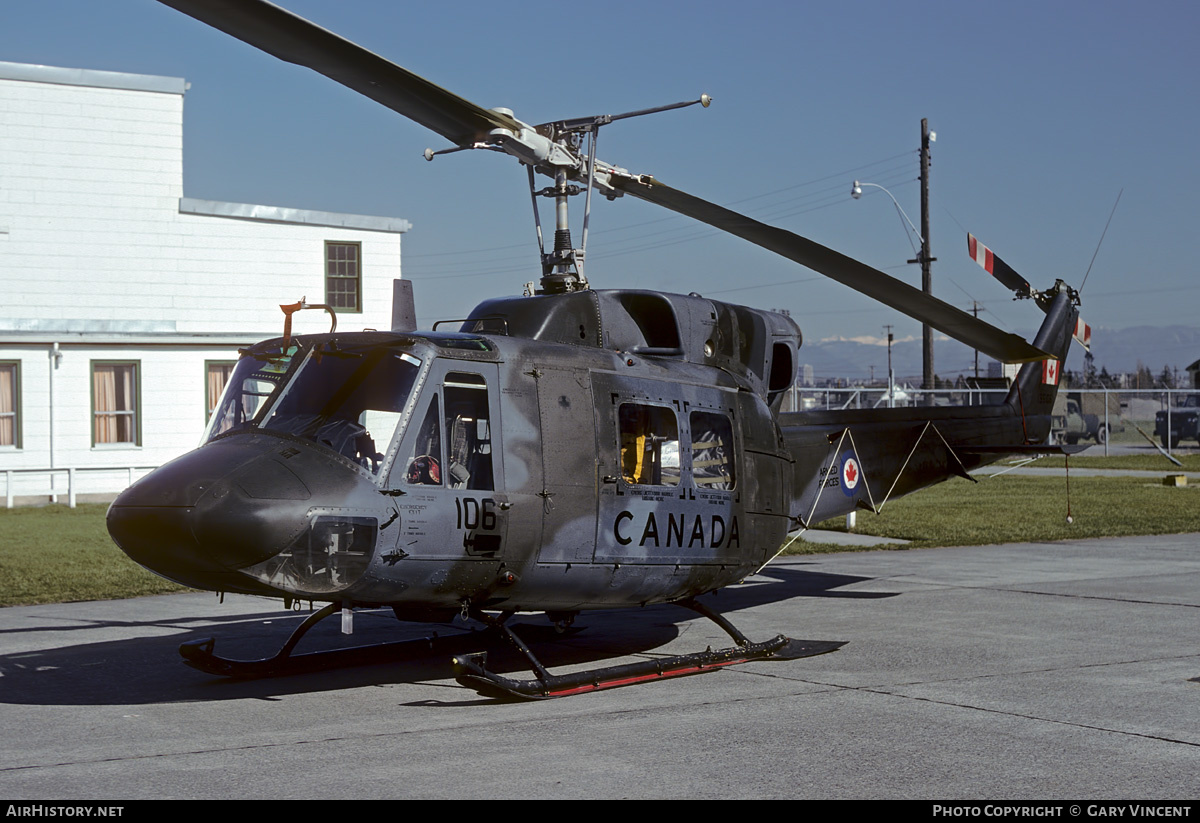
[850, 180, 923, 249]
[849, 121, 936, 397]
[852, 179, 926, 402]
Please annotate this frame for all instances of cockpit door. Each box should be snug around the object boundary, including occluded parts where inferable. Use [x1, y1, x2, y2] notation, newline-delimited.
[385, 361, 507, 560]
[533, 366, 597, 563]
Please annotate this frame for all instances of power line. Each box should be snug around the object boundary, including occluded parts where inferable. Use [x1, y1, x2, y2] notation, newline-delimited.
[400, 151, 920, 265]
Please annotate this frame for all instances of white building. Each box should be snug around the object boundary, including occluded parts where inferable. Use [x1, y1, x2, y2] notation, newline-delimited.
[800, 363, 814, 387]
[0, 62, 410, 504]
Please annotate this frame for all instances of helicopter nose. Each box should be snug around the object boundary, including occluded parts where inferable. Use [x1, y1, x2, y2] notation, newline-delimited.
[107, 440, 314, 591]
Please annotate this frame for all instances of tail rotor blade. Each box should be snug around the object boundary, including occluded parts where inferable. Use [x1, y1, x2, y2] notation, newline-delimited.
[1072, 317, 1092, 351]
[966, 233, 1032, 298]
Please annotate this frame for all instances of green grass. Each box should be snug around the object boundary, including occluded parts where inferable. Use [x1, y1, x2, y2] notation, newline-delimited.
[0, 503, 189, 606]
[4, 475, 1200, 605]
[1026, 454, 1200, 471]
[796, 475, 1200, 553]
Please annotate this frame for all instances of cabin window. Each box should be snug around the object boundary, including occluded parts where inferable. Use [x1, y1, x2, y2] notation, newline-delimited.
[0, 362, 18, 448]
[405, 394, 443, 485]
[325, 241, 362, 313]
[618, 403, 679, 486]
[690, 411, 735, 491]
[92, 361, 140, 446]
[444, 373, 493, 490]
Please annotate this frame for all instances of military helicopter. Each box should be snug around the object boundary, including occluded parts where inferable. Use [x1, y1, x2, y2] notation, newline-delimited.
[106, 0, 1085, 699]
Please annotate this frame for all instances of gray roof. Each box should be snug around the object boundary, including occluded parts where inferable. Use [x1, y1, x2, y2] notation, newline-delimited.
[0, 61, 187, 95]
[179, 198, 411, 234]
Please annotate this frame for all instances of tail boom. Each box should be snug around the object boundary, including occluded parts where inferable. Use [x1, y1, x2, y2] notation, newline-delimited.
[779, 281, 1079, 526]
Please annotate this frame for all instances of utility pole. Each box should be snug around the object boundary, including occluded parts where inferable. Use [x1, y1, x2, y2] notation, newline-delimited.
[971, 301, 980, 379]
[884, 324, 895, 409]
[907, 118, 936, 397]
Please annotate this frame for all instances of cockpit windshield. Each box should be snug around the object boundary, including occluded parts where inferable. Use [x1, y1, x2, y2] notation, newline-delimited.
[205, 341, 303, 442]
[205, 342, 423, 477]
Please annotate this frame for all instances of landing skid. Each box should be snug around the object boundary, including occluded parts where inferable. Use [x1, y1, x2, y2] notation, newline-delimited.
[179, 602, 451, 678]
[177, 599, 845, 695]
[452, 599, 845, 700]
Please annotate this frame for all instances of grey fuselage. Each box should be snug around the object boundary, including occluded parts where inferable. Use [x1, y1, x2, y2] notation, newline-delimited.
[107, 287, 1075, 618]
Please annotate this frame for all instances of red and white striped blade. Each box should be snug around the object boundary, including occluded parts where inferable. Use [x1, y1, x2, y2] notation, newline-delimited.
[967, 234, 1033, 298]
[1073, 317, 1092, 350]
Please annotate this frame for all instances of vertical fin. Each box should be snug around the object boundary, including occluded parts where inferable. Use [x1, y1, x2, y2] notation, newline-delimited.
[1006, 283, 1078, 426]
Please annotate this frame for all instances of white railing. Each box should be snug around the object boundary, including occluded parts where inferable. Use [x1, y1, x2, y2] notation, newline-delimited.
[785, 387, 1010, 411]
[786, 386, 1198, 456]
[3, 466, 157, 508]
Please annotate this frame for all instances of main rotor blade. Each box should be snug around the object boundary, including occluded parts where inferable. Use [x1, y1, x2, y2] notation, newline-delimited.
[612, 175, 1051, 364]
[157, 0, 520, 145]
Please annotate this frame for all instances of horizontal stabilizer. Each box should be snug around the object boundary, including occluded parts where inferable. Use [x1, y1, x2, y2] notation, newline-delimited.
[958, 444, 1091, 455]
[613, 174, 1052, 363]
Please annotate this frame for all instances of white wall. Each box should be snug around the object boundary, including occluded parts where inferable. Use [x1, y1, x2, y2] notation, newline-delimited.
[0, 64, 409, 499]
[0, 73, 404, 335]
[0, 343, 247, 496]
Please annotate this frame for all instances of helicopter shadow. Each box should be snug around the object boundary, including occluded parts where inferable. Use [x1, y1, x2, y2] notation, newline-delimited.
[0, 565, 893, 707]
[721, 562, 899, 608]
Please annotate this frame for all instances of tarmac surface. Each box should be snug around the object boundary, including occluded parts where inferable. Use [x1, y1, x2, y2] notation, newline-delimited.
[1, 533, 1198, 800]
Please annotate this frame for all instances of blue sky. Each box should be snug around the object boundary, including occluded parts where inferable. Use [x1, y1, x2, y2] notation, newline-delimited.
[4, 1, 1198, 375]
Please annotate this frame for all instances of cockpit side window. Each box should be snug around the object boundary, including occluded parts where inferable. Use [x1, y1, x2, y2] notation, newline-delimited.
[444, 373, 493, 490]
[405, 394, 443, 486]
[618, 403, 680, 486]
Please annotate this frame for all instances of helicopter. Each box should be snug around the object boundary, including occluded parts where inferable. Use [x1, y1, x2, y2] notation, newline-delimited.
[106, 0, 1085, 699]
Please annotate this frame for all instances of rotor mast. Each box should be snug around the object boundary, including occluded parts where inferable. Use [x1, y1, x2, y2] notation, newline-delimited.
[525, 95, 712, 294]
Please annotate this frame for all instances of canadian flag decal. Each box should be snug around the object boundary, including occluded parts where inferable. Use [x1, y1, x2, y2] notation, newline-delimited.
[1042, 359, 1060, 386]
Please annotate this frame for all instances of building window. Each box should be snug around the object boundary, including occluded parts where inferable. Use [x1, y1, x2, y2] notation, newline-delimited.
[93, 362, 139, 446]
[206, 361, 236, 421]
[0, 362, 19, 448]
[325, 241, 361, 313]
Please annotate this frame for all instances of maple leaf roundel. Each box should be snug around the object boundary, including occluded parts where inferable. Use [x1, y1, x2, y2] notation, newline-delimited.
[840, 454, 861, 495]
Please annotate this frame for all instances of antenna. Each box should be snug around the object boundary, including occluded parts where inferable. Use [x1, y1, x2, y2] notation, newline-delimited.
[1079, 189, 1122, 294]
